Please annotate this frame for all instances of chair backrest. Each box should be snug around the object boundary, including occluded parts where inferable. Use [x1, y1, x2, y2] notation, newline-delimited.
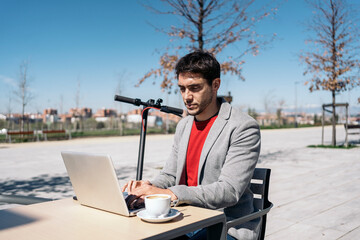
[250, 168, 271, 240]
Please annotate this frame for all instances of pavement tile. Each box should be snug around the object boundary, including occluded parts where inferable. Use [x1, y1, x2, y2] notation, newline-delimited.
[302, 197, 360, 233]
[337, 225, 360, 240]
[265, 216, 297, 236]
[266, 222, 345, 240]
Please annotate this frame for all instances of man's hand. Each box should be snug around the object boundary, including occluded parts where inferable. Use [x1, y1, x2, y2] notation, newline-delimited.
[121, 180, 151, 194]
[122, 179, 178, 201]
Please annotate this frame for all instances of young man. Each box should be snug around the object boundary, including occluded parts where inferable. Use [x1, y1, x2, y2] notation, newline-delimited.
[123, 51, 261, 240]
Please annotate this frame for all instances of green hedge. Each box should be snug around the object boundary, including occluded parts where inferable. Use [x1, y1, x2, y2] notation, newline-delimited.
[260, 124, 315, 130]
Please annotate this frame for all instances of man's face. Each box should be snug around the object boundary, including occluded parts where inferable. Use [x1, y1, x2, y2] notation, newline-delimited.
[177, 72, 215, 117]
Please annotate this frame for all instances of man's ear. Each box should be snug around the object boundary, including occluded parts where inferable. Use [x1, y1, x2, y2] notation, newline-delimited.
[212, 78, 221, 91]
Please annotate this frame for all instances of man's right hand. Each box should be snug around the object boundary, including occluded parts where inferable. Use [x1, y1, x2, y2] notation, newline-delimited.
[121, 180, 151, 194]
[122, 180, 151, 210]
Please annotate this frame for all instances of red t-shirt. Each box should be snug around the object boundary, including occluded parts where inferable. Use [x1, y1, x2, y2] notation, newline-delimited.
[184, 115, 217, 186]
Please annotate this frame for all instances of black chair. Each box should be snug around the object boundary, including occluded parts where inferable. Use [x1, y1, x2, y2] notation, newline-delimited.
[0, 194, 52, 205]
[226, 168, 273, 240]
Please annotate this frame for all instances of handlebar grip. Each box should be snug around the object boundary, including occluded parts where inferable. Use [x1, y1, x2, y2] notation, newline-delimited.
[114, 95, 140, 106]
[162, 106, 184, 117]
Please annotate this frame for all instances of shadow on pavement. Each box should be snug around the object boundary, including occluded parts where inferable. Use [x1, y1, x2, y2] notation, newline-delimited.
[0, 166, 139, 199]
[0, 174, 73, 197]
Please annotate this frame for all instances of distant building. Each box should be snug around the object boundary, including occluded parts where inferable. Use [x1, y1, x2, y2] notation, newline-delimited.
[283, 112, 315, 125]
[127, 109, 142, 116]
[94, 108, 116, 118]
[59, 113, 72, 123]
[126, 109, 163, 127]
[6, 113, 25, 124]
[256, 113, 277, 126]
[149, 110, 182, 124]
[82, 108, 92, 118]
[44, 109, 57, 115]
[29, 113, 43, 123]
[93, 108, 117, 122]
[43, 108, 59, 123]
[69, 108, 92, 118]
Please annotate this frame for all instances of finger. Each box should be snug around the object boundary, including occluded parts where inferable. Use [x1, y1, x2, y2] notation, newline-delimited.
[132, 183, 153, 197]
[130, 180, 138, 193]
[125, 180, 137, 193]
[127, 180, 135, 193]
[121, 182, 128, 192]
[124, 180, 134, 192]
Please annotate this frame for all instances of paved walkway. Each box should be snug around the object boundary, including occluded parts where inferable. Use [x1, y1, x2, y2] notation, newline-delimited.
[1, 125, 359, 239]
[258, 129, 360, 239]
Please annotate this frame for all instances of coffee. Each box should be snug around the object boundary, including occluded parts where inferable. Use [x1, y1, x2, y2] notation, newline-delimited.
[146, 196, 169, 199]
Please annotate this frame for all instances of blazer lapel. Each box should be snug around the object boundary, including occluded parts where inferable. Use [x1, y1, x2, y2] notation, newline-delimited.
[197, 100, 231, 183]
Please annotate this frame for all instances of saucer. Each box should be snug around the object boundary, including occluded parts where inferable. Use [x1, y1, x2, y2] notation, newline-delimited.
[137, 209, 181, 223]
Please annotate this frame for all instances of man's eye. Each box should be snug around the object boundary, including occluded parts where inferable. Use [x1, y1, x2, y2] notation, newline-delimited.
[190, 86, 200, 91]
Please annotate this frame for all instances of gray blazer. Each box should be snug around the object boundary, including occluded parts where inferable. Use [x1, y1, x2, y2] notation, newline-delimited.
[151, 98, 261, 239]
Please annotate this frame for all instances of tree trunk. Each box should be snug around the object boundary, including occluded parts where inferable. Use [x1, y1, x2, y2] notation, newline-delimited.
[21, 103, 25, 132]
[119, 120, 123, 136]
[331, 90, 336, 146]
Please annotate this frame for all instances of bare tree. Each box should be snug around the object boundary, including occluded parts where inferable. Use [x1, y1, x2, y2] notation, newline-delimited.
[247, 107, 258, 120]
[138, 0, 279, 90]
[115, 70, 127, 136]
[74, 78, 82, 130]
[14, 61, 34, 132]
[300, 0, 360, 146]
[75, 79, 81, 110]
[276, 99, 285, 127]
[6, 94, 13, 130]
[263, 90, 275, 114]
[59, 94, 64, 115]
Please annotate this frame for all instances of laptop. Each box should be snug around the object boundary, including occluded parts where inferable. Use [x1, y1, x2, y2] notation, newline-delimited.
[61, 151, 143, 216]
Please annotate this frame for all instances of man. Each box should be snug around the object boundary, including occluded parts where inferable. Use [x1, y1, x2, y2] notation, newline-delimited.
[123, 51, 261, 239]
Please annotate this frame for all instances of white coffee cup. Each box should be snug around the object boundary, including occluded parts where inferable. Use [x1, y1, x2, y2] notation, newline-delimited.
[145, 194, 171, 218]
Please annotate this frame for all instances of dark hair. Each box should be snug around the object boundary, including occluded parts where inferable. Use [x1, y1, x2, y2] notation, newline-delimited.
[175, 51, 220, 85]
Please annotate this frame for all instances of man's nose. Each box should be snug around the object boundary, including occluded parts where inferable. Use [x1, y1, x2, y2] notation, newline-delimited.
[183, 89, 193, 101]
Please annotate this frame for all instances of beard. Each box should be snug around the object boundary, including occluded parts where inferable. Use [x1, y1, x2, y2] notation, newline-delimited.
[185, 90, 213, 117]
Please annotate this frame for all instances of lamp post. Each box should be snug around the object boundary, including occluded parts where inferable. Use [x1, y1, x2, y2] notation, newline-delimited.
[294, 81, 300, 128]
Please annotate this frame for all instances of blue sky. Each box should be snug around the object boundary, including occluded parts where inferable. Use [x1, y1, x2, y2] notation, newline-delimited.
[1, 0, 360, 115]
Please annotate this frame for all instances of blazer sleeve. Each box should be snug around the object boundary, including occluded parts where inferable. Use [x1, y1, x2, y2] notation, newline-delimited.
[168, 117, 260, 209]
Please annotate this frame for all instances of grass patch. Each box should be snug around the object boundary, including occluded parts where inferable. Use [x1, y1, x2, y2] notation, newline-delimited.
[0, 127, 167, 143]
[307, 144, 358, 149]
[260, 124, 315, 130]
[71, 128, 164, 138]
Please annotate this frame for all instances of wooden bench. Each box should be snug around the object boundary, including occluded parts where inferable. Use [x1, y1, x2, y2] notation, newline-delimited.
[7, 131, 34, 135]
[344, 124, 360, 146]
[6, 130, 69, 142]
[346, 124, 360, 134]
[7, 131, 35, 143]
[42, 130, 67, 141]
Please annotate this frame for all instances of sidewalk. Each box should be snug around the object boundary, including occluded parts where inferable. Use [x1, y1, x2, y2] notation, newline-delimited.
[1, 126, 359, 239]
[258, 127, 360, 239]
